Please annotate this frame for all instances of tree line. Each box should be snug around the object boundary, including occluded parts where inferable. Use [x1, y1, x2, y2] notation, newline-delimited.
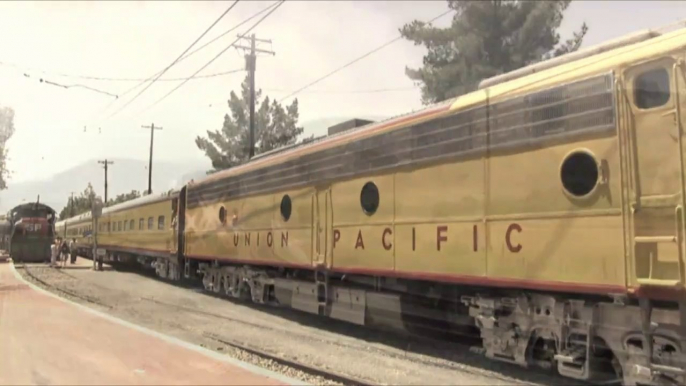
[55, 0, 587, 218]
[58, 184, 141, 220]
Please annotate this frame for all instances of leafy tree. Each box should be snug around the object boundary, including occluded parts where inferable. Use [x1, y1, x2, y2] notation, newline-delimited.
[400, 0, 588, 104]
[196, 74, 307, 173]
[106, 190, 141, 207]
[59, 183, 101, 220]
[0, 106, 16, 190]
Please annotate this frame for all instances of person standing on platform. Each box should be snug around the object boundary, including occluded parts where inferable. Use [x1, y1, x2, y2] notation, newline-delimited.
[69, 238, 76, 264]
[50, 239, 58, 267]
[60, 239, 69, 264]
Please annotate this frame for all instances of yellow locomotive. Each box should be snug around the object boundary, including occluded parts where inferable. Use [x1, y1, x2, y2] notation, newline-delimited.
[59, 24, 686, 385]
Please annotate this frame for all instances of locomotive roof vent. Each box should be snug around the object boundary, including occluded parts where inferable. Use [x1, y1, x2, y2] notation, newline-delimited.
[327, 118, 375, 136]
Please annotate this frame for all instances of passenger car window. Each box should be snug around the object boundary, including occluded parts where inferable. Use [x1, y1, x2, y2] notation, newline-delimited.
[139, 218, 144, 230]
[129, 219, 134, 230]
[147, 217, 153, 230]
[634, 67, 670, 109]
[118, 221, 122, 231]
[124, 220, 128, 231]
[158, 215, 165, 230]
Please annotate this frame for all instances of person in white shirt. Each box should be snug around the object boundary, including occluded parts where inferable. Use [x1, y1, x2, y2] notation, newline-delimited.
[50, 240, 58, 267]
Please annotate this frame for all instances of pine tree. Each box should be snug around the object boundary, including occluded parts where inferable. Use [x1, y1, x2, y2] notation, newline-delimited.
[400, 0, 588, 104]
[196, 74, 306, 173]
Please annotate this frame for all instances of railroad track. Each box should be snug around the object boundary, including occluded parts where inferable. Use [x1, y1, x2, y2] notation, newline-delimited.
[143, 297, 376, 384]
[203, 331, 375, 386]
[17, 261, 565, 385]
[15, 263, 112, 310]
[129, 269, 565, 385]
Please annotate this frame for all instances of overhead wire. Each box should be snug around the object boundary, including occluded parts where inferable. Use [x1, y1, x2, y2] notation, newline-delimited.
[88, 1, 279, 127]
[264, 86, 419, 94]
[110, 1, 281, 100]
[15, 71, 120, 98]
[38, 79, 119, 98]
[136, 0, 284, 117]
[0, 61, 244, 82]
[106, 0, 240, 119]
[277, 8, 455, 103]
[0, 0, 278, 110]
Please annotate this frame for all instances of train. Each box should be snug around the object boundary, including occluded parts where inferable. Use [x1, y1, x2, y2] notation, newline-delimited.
[7, 201, 56, 262]
[53, 24, 686, 386]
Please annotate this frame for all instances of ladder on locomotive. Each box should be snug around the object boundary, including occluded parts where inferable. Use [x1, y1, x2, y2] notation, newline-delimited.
[618, 59, 686, 381]
[621, 61, 686, 288]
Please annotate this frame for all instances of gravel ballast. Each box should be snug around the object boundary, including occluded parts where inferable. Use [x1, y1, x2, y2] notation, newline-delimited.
[17, 263, 563, 385]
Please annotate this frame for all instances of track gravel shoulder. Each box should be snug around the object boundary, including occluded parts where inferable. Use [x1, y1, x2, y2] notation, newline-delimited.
[17, 263, 563, 385]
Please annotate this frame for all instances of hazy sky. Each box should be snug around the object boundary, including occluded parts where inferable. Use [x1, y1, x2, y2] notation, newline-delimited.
[0, 1, 684, 184]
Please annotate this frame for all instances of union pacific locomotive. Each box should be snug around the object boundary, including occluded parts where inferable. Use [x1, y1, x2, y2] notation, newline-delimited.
[55, 24, 686, 385]
[9, 201, 56, 262]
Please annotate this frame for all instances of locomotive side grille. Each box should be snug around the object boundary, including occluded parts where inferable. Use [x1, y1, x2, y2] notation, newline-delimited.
[188, 73, 616, 209]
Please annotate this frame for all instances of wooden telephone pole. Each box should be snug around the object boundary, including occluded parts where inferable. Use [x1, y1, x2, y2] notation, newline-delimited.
[141, 123, 163, 195]
[97, 159, 114, 203]
[235, 34, 275, 159]
[69, 191, 75, 217]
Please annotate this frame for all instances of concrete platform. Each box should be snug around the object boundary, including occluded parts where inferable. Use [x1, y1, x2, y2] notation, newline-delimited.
[0, 260, 304, 385]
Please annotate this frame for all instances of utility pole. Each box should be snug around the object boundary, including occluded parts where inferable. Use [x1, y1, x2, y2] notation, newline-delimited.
[235, 33, 275, 159]
[141, 123, 163, 195]
[69, 191, 75, 217]
[97, 159, 114, 203]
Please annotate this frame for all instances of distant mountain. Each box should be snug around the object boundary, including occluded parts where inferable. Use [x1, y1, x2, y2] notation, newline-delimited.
[0, 157, 209, 214]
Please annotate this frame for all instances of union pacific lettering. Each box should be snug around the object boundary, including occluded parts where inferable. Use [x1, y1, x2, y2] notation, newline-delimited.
[227, 224, 522, 253]
[232, 231, 288, 248]
[334, 224, 522, 253]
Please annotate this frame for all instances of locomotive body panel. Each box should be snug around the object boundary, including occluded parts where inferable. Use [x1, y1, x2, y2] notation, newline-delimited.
[185, 187, 313, 268]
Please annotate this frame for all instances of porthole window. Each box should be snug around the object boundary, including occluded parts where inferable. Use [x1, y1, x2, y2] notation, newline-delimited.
[634, 67, 670, 109]
[560, 151, 599, 198]
[218, 206, 227, 225]
[280, 195, 292, 221]
[360, 182, 380, 215]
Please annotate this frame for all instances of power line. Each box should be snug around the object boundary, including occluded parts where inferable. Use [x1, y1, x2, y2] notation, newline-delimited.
[107, 1, 239, 119]
[84, 1, 282, 128]
[264, 85, 419, 94]
[26, 74, 119, 98]
[0, 1, 279, 99]
[114, 68, 245, 82]
[139, 0, 284, 116]
[277, 9, 454, 103]
[111, 1, 281, 100]
[3, 61, 244, 82]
